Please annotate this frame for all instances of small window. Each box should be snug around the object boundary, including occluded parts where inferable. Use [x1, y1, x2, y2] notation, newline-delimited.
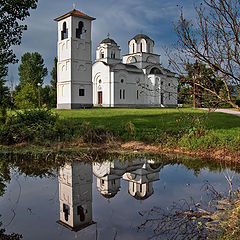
[168, 83, 171, 86]
[140, 43, 143, 52]
[121, 79, 124, 83]
[77, 206, 85, 222]
[161, 81, 163, 85]
[101, 179, 104, 185]
[123, 89, 125, 99]
[169, 93, 171, 100]
[63, 204, 70, 221]
[137, 90, 139, 100]
[101, 53, 104, 58]
[79, 89, 85, 96]
[133, 43, 135, 53]
[120, 89, 122, 99]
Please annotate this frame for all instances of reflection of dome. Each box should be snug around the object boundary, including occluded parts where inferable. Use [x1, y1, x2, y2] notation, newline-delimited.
[100, 38, 117, 45]
[128, 190, 153, 200]
[149, 163, 162, 170]
[101, 192, 117, 199]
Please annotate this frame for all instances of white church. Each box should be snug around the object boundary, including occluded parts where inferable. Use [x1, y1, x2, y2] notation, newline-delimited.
[55, 9, 178, 109]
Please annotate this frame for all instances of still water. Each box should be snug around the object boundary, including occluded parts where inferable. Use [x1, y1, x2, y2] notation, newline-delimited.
[0, 157, 239, 240]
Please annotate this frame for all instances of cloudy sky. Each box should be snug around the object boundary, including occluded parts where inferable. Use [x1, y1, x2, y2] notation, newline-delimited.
[7, 0, 198, 85]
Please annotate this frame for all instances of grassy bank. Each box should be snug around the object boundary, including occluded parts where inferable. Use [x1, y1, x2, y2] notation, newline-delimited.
[54, 108, 240, 151]
[0, 108, 239, 159]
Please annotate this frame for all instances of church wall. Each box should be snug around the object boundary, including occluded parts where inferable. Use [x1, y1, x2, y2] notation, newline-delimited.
[92, 62, 111, 106]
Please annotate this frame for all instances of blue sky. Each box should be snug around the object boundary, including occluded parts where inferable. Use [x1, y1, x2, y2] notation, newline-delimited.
[7, 0, 198, 86]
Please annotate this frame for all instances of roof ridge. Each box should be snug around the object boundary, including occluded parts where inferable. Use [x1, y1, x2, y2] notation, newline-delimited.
[54, 9, 96, 21]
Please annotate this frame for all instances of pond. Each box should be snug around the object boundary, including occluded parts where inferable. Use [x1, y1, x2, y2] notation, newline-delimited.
[0, 156, 239, 240]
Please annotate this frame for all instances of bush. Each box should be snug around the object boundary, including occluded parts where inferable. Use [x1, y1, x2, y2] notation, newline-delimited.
[0, 109, 63, 144]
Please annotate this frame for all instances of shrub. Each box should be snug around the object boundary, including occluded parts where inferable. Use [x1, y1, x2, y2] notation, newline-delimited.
[0, 109, 62, 144]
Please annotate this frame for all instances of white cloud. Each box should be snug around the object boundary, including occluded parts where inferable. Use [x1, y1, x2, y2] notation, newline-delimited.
[7, 0, 197, 84]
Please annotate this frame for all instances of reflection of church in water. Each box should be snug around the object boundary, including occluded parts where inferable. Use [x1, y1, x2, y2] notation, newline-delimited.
[57, 159, 163, 232]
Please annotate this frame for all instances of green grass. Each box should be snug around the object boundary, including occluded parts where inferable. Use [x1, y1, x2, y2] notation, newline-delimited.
[54, 108, 240, 150]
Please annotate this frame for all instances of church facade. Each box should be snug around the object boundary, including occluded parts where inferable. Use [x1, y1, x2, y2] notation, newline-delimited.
[55, 9, 178, 109]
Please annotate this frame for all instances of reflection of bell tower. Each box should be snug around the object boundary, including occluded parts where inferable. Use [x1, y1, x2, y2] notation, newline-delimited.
[57, 162, 95, 231]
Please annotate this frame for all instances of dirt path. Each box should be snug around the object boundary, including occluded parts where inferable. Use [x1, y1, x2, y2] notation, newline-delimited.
[201, 108, 240, 117]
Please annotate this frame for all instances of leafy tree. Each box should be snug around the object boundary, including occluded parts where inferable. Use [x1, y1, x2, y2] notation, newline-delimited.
[178, 62, 224, 107]
[50, 57, 57, 93]
[14, 83, 39, 109]
[18, 52, 48, 89]
[0, 79, 10, 120]
[170, 0, 240, 110]
[0, 0, 38, 80]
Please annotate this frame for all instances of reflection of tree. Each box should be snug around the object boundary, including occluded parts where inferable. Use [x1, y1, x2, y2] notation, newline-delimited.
[0, 220, 22, 240]
[137, 182, 222, 240]
[0, 159, 11, 197]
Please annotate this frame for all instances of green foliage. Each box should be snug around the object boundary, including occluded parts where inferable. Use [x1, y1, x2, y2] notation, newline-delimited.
[17, 52, 47, 89]
[0, 0, 38, 79]
[0, 109, 63, 144]
[49, 57, 57, 107]
[0, 78, 10, 121]
[14, 83, 39, 109]
[178, 63, 223, 107]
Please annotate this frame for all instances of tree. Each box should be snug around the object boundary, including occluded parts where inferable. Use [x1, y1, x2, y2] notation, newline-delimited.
[14, 83, 38, 109]
[178, 62, 224, 108]
[0, 0, 38, 80]
[18, 52, 48, 89]
[0, 79, 10, 119]
[49, 57, 57, 107]
[170, 0, 240, 110]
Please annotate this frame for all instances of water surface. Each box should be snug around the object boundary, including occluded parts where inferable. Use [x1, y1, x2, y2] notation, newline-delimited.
[0, 157, 239, 240]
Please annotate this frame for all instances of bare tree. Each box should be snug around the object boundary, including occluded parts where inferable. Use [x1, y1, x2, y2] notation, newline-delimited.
[169, 0, 240, 110]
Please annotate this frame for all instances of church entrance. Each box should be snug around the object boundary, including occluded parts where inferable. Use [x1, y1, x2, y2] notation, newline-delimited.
[98, 91, 103, 104]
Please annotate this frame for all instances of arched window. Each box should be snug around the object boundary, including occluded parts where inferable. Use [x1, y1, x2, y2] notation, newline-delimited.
[132, 43, 135, 53]
[111, 51, 115, 59]
[76, 21, 84, 39]
[140, 43, 143, 52]
[150, 67, 162, 75]
[61, 22, 68, 40]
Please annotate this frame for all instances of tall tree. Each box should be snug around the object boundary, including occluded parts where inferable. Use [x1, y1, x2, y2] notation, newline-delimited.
[50, 57, 57, 107]
[0, 79, 10, 120]
[178, 62, 224, 107]
[0, 0, 38, 80]
[18, 52, 48, 89]
[169, 0, 240, 110]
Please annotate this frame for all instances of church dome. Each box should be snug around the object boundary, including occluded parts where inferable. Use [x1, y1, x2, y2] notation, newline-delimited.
[100, 37, 117, 45]
[129, 34, 154, 44]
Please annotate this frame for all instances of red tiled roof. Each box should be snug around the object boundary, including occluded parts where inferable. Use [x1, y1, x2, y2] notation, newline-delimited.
[54, 9, 96, 21]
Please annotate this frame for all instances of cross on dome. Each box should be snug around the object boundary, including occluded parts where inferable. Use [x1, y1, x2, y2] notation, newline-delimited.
[73, 1, 76, 9]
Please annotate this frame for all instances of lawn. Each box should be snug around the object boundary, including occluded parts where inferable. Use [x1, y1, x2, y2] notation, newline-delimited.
[55, 108, 240, 150]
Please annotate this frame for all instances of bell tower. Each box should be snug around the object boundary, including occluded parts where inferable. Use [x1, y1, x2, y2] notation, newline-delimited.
[54, 9, 96, 109]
